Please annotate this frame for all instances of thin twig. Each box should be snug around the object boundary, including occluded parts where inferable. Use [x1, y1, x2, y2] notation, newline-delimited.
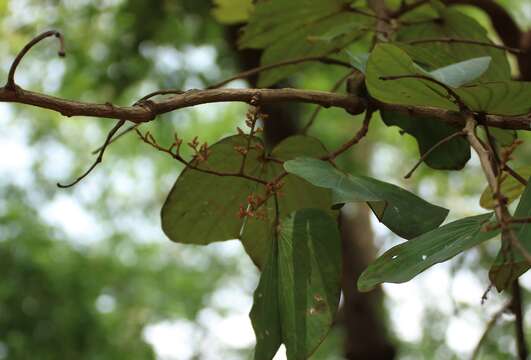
[503, 165, 528, 186]
[407, 37, 525, 54]
[57, 119, 125, 188]
[349, 7, 390, 22]
[391, 0, 430, 18]
[137, 89, 184, 102]
[404, 130, 466, 178]
[208, 56, 351, 89]
[480, 283, 493, 305]
[91, 124, 138, 154]
[302, 70, 357, 134]
[239, 94, 261, 174]
[135, 128, 268, 185]
[471, 301, 511, 360]
[323, 108, 373, 160]
[508, 217, 531, 224]
[464, 116, 531, 267]
[6, 30, 65, 90]
[91, 90, 184, 154]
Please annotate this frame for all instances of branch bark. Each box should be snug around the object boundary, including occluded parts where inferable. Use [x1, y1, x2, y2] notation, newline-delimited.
[1, 86, 529, 130]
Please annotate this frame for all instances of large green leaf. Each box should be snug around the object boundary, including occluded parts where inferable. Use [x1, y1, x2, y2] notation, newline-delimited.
[161, 135, 263, 246]
[239, 0, 374, 86]
[367, 43, 531, 116]
[396, 8, 511, 81]
[489, 177, 531, 291]
[250, 209, 342, 360]
[358, 213, 498, 292]
[161, 135, 332, 268]
[381, 110, 470, 170]
[284, 157, 449, 239]
[366, 43, 459, 111]
[480, 166, 531, 209]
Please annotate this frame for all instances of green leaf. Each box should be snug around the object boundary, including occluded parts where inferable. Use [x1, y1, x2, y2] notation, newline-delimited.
[250, 237, 282, 360]
[161, 135, 332, 268]
[358, 213, 499, 292]
[414, 56, 491, 88]
[211, 0, 254, 24]
[396, 8, 511, 81]
[489, 177, 531, 291]
[241, 135, 333, 267]
[161, 135, 262, 246]
[250, 209, 342, 360]
[239, 0, 374, 86]
[367, 43, 531, 116]
[284, 158, 449, 239]
[480, 167, 531, 209]
[366, 43, 458, 111]
[381, 110, 470, 170]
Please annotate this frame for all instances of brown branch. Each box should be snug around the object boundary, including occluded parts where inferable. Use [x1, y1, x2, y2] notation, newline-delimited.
[239, 95, 261, 174]
[1, 84, 529, 130]
[511, 280, 528, 360]
[464, 116, 531, 266]
[323, 108, 373, 160]
[57, 119, 125, 188]
[406, 37, 525, 55]
[1, 32, 530, 131]
[404, 130, 466, 179]
[0, 86, 366, 122]
[503, 165, 528, 186]
[373, 100, 531, 130]
[208, 55, 352, 89]
[508, 217, 531, 225]
[6, 30, 65, 90]
[368, 0, 392, 41]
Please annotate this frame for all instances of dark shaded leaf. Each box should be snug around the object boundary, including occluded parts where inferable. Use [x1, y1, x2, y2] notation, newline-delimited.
[284, 158, 448, 239]
[381, 110, 470, 170]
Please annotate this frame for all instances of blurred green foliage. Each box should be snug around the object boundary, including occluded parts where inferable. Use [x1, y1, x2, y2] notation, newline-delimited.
[0, 0, 529, 359]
